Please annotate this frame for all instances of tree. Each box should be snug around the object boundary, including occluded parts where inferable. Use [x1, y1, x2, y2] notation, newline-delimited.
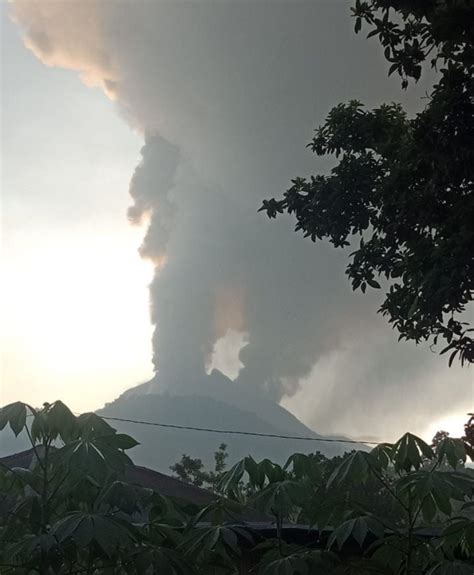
[0, 402, 253, 574]
[2, 400, 474, 573]
[260, 0, 474, 366]
[218, 424, 474, 574]
[170, 443, 229, 491]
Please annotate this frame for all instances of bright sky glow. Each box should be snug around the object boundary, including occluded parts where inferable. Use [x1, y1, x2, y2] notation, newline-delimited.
[1, 8, 153, 413]
[424, 412, 470, 442]
[1, 227, 154, 412]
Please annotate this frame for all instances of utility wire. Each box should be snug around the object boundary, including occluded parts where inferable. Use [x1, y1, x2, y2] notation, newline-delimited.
[100, 415, 380, 446]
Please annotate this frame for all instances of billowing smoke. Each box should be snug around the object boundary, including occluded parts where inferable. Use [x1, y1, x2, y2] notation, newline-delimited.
[11, 0, 472, 438]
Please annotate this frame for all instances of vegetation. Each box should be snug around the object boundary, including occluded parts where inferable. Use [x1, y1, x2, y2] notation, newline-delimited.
[1, 400, 474, 574]
[170, 444, 229, 491]
[260, 0, 474, 366]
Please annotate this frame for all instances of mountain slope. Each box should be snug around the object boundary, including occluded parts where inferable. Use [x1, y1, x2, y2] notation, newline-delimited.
[99, 370, 351, 472]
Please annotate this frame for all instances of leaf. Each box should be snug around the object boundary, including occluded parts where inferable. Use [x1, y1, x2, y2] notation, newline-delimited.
[370, 443, 393, 469]
[352, 517, 368, 546]
[221, 526, 240, 555]
[259, 459, 286, 484]
[328, 516, 384, 550]
[4, 534, 58, 561]
[76, 412, 116, 437]
[9, 466, 41, 493]
[100, 480, 153, 514]
[436, 437, 467, 469]
[367, 278, 381, 289]
[107, 433, 140, 450]
[0, 407, 9, 431]
[285, 453, 322, 482]
[52, 512, 136, 557]
[30, 411, 48, 443]
[179, 525, 242, 563]
[249, 480, 305, 517]
[370, 536, 406, 571]
[0, 402, 28, 436]
[58, 435, 133, 480]
[46, 401, 77, 442]
[216, 458, 246, 495]
[421, 493, 438, 523]
[427, 561, 474, 575]
[245, 455, 267, 488]
[142, 547, 191, 575]
[431, 485, 452, 517]
[262, 556, 307, 575]
[388, 62, 399, 76]
[392, 433, 433, 472]
[327, 451, 376, 488]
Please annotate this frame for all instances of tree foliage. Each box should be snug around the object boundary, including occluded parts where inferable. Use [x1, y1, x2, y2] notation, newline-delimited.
[1, 400, 474, 574]
[260, 0, 474, 366]
[217, 419, 474, 574]
[170, 443, 229, 491]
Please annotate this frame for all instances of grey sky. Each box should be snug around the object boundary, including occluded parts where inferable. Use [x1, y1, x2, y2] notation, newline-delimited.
[2, 1, 472, 441]
[1, 6, 153, 412]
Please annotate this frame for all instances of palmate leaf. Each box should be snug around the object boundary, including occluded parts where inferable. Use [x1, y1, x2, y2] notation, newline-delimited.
[244, 455, 266, 488]
[327, 451, 378, 488]
[259, 555, 308, 575]
[131, 546, 192, 575]
[257, 459, 286, 485]
[179, 525, 244, 562]
[259, 549, 337, 575]
[392, 433, 434, 472]
[440, 471, 474, 498]
[8, 466, 42, 494]
[436, 437, 468, 469]
[330, 557, 394, 574]
[249, 480, 306, 517]
[369, 535, 407, 573]
[369, 443, 393, 470]
[52, 511, 137, 557]
[0, 402, 29, 437]
[395, 472, 443, 522]
[306, 497, 348, 531]
[0, 465, 16, 492]
[3, 533, 59, 562]
[57, 433, 134, 480]
[427, 561, 474, 575]
[76, 412, 116, 438]
[99, 480, 153, 515]
[396, 469, 474, 523]
[441, 517, 474, 557]
[217, 456, 287, 497]
[31, 401, 77, 443]
[328, 516, 384, 550]
[284, 453, 323, 482]
[216, 458, 246, 496]
[149, 492, 193, 526]
[186, 497, 244, 528]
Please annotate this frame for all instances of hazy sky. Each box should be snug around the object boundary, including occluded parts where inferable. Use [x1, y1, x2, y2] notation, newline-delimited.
[1, 6, 154, 411]
[1, 1, 472, 442]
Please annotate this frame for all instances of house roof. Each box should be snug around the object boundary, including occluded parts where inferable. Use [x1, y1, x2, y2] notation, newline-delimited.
[0, 448, 267, 522]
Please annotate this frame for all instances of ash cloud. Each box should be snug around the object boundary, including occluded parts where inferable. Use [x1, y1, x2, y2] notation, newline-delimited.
[11, 0, 472, 437]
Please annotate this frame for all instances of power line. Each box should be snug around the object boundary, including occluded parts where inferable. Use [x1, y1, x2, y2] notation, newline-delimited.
[100, 415, 380, 446]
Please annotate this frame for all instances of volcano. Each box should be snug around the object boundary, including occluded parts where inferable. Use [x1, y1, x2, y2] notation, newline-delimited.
[98, 370, 351, 472]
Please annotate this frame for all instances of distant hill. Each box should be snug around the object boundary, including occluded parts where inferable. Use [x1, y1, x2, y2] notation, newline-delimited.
[98, 370, 352, 472]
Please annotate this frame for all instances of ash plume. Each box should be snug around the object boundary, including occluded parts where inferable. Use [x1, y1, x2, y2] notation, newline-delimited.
[11, 0, 472, 438]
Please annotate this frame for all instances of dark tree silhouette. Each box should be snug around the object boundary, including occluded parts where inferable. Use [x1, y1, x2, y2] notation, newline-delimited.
[261, 0, 474, 366]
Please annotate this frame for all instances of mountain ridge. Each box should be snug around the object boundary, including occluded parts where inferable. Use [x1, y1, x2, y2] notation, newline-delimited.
[98, 370, 353, 472]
